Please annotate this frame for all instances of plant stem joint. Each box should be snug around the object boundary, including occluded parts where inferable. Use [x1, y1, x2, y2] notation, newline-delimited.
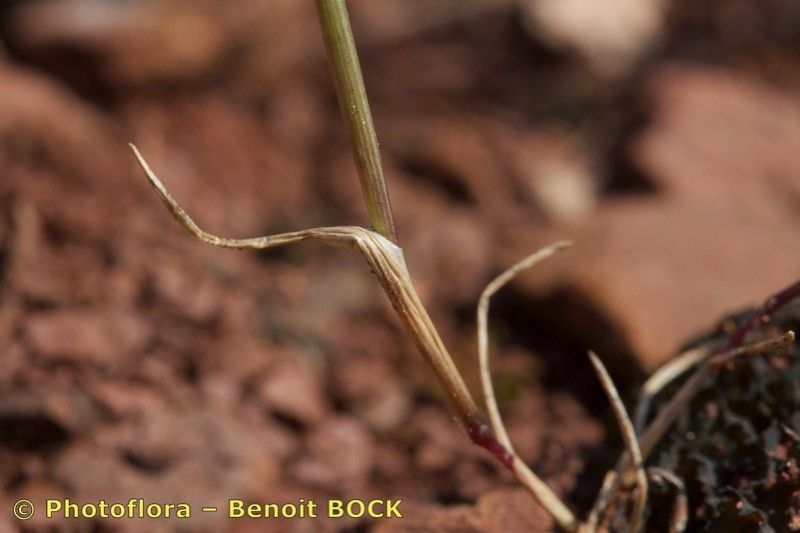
[467, 417, 514, 470]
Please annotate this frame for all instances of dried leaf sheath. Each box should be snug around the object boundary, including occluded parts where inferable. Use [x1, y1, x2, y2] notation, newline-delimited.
[132, 145, 583, 531]
[131, 145, 480, 438]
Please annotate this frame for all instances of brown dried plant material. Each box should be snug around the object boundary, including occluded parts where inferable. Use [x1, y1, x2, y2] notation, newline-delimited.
[585, 352, 647, 533]
[132, 146, 581, 531]
[131, 146, 478, 428]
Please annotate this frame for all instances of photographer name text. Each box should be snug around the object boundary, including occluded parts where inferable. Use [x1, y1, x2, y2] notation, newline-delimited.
[13, 498, 402, 521]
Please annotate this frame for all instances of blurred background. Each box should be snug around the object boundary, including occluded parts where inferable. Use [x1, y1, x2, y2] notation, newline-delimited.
[0, 0, 799, 530]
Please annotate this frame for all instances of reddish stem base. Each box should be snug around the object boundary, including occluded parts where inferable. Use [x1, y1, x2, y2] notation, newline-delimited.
[467, 417, 514, 471]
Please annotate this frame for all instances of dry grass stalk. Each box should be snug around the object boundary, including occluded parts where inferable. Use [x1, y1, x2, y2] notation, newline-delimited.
[633, 341, 716, 434]
[587, 351, 647, 533]
[476, 242, 578, 530]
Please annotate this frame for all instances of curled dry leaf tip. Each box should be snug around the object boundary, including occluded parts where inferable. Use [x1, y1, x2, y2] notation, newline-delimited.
[476, 241, 579, 531]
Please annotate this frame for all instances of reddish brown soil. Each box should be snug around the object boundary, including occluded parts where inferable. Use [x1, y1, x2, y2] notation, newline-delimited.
[0, 1, 799, 531]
